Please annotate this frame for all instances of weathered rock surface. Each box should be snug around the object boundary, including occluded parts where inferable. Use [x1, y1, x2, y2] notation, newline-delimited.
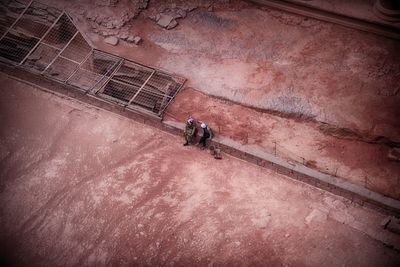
[124, 35, 142, 45]
[118, 31, 129, 40]
[318, 123, 400, 147]
[95, 0, 119, 7]
[147, 1, 217, 30]
[387, 217, 400, 234]
[251, 209, 271, 229]
[83, 0, 149, 32]
[381, 216, 392, 229]
[165, 18, 178, 29]
[381, 216, 400, 234]
[132, 36, 142, 45]
[104, 36, 119, 45]
[388, 148, 400, 162]
[156, 13, 177, 29]
[305, 208, 328, 224]
[323, 196, 347, 210]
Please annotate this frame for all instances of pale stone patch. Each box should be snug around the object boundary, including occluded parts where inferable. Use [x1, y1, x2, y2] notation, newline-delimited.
[44, 158, 66, 179]
[251, 209, 271, 229]
[305, 208, 329, 224]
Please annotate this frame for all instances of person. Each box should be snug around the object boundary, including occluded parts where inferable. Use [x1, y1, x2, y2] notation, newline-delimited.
[198, 122, 213, 148]
[183, 117, 196, 146]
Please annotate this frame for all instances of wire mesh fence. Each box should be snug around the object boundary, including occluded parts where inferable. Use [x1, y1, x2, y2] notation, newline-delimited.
[0, 0, 185, 118]
[0, 0, 32, 38]
[65, 49, 121, 93]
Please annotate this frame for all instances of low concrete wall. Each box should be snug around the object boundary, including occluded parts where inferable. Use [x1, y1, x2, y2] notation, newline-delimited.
[1, 64, 400, 216]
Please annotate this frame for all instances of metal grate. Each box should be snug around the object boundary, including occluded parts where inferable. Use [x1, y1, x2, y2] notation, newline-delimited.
[97, 59, 186, 115]
[66, 49, 122, 93]
[0, 0, 32, 37]
[0, 0, 185, 118]
[99, 61, 153, 104]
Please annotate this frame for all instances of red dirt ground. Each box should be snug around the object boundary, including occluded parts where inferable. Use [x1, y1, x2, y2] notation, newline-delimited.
[1, 74, 400, 266]
[165, 87, 400, 200]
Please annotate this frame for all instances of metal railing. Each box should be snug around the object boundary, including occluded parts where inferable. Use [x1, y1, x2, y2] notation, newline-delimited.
[0, 0, 185, 118]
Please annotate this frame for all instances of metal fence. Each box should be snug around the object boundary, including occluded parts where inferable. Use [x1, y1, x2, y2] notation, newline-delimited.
[0, 0, 185, 118]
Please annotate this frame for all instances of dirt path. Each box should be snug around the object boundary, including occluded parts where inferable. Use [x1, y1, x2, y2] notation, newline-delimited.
[1, 74, 400, 266]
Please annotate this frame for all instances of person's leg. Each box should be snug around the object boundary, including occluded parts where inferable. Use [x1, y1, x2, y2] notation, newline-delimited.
[203, 137, 208, 147]
[202, 133, 210, 147]
[198, 136, 206, 147]
[183, 134, 189, 146]
[188, 134, 194, 144]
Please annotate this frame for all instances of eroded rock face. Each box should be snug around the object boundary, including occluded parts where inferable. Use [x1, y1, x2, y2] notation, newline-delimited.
[82, 0, 148, 31]
[381, 216, 400, 234]
[388, 148, 400, 162]
[305, 208, 329, 224]
[104, 36, 119, 45]
[95, 0, 119, 7]
[146, 0, 216, 29]
[251, 209, 271, 229]
[131, 36, 142, 44]
[68, 0, 149, 45]
[156, 13, 177, 29]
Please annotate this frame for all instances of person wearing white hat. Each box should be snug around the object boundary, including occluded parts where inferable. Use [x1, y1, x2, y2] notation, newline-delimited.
[183, 116, 196, 146]
[198, 121, 213, 148]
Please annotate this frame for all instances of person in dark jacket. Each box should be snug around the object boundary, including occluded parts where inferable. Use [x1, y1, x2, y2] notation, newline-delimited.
[198, 122, 212, 148]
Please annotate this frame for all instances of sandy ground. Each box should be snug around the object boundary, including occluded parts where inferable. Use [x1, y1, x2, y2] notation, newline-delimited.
[1, 75, 400, 266]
